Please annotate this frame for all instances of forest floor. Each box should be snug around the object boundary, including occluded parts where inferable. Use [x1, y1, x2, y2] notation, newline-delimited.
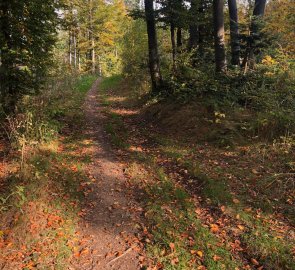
[96, 75, 294, 270]
[0, 75, 294, 270]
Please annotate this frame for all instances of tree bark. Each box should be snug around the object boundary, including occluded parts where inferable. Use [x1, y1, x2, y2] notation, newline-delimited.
[228, 0, 240, 65]
[213, 0, 227, 72]
[144, 0, 162, 92]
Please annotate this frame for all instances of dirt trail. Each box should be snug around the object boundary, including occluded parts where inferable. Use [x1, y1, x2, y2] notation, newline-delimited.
[70, 79, 142, 269]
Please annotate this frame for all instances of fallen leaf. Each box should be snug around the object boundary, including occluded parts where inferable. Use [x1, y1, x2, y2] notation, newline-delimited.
[251, 258, 259, 265]
[233, 198, 240, 204]
[210, 224, 219, 233]
[213, 255, 222, 261]
[252, 169, 259, 174]
[81, 248, 89, 256]
[197, 250, 203, 257]
[237, 225, 245, 231]
[169, 242, 175, 252]
[171, 257, 179, 265]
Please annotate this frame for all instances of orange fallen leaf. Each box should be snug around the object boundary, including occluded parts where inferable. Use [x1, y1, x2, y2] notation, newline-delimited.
[169, 242, 175, 252]
[213, 255, 222, 261]
[210, 224, 219, 233]
[251, 258, 259, 265]
[237, 225, 245, 231]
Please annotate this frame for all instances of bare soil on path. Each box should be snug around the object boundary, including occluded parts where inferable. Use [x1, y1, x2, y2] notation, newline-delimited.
[70, 79, 143, 270]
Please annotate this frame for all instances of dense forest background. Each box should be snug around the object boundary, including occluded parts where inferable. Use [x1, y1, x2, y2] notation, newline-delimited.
[0, 0, 294, 137]
[0, 0, 294, 269]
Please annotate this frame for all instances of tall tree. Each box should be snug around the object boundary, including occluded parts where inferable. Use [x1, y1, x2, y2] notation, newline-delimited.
[228, 0, 240, 65]
[188, 0, 209, 57]
[144, 0, 162, 91]
[158, 0, 186, 66]
[242, 0, 267, 68]
[213, 0, 226, 72]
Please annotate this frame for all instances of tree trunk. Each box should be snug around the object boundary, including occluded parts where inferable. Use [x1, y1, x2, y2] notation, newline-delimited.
[144, 0, 162, 92]
[253, 0, 267, 17]
[228, 0, 240, 65]
[177, 28, 182, 48]
[69, 31, 72, 66]
[78, 50, 81, 71]
[213, 0, 227, 72]
[73, 32, 77, 68]
[170, 23, 176, 66]
[98, 55, 102, 76]
[188, 0, 199, 50]
[243, 0, 267, 69]
[91, 39, 95, 74]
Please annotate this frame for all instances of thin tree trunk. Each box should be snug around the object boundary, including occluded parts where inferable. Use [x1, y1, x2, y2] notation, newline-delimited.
[69, 31, 72, 66]
[78, 50, 81, 71]
[144, 0, 162, 92]
[98, 56, 102, 76]
[170, 23, 176, 66]
[91, 39, 95, 74]
[73, 32, 77, 68]
[213, 0, 226, 72]
[188, 0, 199, 50]
[177, 28, 182, 48]
[228, 0, 240, 65]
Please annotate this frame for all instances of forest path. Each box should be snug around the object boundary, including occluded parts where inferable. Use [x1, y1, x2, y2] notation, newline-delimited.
[70, 78, 142, 269]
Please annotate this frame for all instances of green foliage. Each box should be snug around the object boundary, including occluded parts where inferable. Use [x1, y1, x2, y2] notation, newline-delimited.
[0, 185, 26, 212]
[121, 19, 149, 83]
[0, 0, 59, 112]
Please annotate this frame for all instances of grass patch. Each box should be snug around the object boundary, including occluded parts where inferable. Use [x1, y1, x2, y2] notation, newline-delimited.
[75, 74, 97, 93]
[105, 113, 130, 149]
[100, 74, 123, 92]
[130, 157, 242, 269]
